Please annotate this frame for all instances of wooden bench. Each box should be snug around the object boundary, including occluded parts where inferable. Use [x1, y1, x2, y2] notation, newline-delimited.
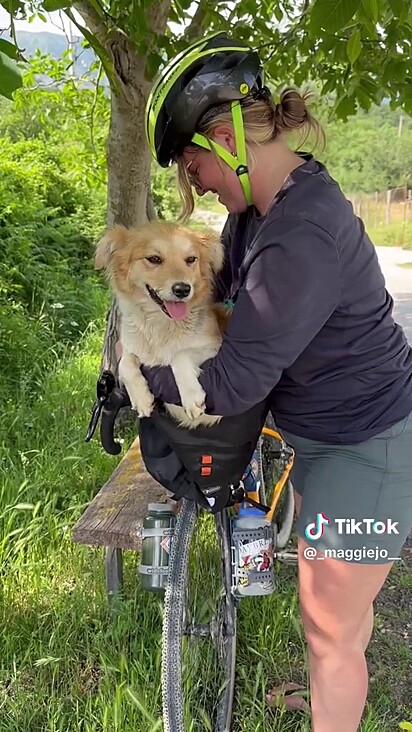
[73, 437, 167, 602]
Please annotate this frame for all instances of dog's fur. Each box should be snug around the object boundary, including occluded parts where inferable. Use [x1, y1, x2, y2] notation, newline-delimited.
[95, 221, 229, 428]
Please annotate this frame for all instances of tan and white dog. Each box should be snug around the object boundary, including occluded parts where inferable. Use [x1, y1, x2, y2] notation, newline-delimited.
[95, 221, 229, 428]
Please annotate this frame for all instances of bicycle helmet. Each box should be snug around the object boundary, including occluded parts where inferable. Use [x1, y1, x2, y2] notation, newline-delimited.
[145, 32, 264, 205]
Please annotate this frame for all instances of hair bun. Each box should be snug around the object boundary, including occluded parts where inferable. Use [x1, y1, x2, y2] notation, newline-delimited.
[278, 88, 309, 129]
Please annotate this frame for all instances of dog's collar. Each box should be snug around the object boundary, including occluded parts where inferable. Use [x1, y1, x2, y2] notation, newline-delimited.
[145, 284, 172, 318]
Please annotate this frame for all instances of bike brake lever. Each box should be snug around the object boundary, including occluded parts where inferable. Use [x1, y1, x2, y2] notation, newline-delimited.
[85, 370, 117, 442]
[100, 386, 131, 455]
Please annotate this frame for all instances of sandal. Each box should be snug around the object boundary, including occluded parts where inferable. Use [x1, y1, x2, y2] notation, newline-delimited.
[266, 681, 311, 713]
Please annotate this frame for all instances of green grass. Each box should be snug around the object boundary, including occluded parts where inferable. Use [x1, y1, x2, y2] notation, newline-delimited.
[366, 222, 412, 250]
[0, 326, 411, 731]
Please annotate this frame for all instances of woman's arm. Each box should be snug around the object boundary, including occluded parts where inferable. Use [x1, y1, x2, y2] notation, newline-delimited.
[142, 217, 340, 416]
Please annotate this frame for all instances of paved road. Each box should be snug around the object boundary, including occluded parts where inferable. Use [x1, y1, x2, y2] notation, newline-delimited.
[375, 247, 412, 345]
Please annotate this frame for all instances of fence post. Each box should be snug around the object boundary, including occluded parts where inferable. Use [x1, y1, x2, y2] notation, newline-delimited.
[386, 189, 391, 225]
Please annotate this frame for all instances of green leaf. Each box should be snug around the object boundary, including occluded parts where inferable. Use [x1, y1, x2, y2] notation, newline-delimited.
[347, 28, 362, 63]
[310, 0, 361, 33]
[335, 93, 357, 119]
[356, 85, 372, 109]
[388, 0, 405, 17]
[0, 0, 24, 12]
[321, 77, 336, 95]
[399, 723, 412, 731]
[42, 0, 73, 10]
[0, 48, 22, 99]
[145, 51, 162, 81]
[360, 0, 378, 22]
[274, 3, 283, 22]
[382, 58, 407, 86]
[0, 38, 18, 59]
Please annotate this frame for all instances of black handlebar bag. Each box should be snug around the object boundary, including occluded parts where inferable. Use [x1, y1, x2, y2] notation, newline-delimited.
[138, 399, 269, 513]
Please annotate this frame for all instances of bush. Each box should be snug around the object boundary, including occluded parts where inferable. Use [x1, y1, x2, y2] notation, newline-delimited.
[0, 136, 107, 393]
[151, 166, 181, 220]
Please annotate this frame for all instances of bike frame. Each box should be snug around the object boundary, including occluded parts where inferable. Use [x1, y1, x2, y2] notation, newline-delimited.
[242, 427, 295, 521]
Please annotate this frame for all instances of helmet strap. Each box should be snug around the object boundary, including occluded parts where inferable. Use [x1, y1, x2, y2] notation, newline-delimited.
[191, 101, 252, 205]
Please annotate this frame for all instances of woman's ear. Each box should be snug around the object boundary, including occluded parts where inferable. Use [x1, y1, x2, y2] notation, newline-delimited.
[210, 125, 236, 156]
[198, 230, 224, 273]
[95, 225, 129, 270]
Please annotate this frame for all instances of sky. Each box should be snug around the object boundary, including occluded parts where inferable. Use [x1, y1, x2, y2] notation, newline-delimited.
[0, 6, 183, 38]
[0, 7, 76, 37]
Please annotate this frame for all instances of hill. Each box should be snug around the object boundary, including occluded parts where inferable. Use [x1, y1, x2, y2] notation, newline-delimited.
[16, 29, 97, 78]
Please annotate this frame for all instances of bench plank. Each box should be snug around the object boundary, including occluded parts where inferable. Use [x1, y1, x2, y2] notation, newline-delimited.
[73, 438, 166, 550]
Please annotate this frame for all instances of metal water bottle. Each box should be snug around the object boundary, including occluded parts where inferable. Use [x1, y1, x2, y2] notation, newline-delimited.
[139, 503, 175, 593]
[231, 446, 276, 597]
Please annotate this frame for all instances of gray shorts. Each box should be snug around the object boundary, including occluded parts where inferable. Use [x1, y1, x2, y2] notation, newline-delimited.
[280, 412, 412, 564]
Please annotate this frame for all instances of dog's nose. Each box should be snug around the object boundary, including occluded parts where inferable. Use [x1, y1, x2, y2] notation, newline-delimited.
[172, 282, 191, 299]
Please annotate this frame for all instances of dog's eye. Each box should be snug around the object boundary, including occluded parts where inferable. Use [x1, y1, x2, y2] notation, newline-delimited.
[186, 256, 197, 265]
[146, 256, 162, 265]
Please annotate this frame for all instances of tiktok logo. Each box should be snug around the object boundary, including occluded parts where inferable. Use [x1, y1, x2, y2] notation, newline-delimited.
[305, 512, 330, 541]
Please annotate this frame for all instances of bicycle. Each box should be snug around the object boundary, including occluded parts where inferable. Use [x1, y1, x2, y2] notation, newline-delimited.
[86, 372, 296, 732]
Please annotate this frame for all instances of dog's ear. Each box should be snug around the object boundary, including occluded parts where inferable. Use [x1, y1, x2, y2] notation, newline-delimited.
[198, 230, 224, 273]
[95, 225, 129, 270]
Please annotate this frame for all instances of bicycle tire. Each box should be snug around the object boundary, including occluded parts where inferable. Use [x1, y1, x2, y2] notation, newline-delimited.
[162, 498, 236, 732]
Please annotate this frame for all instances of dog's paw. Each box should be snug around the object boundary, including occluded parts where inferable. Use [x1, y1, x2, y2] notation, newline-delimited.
[137, 402, 155, 419]
[129, 392, 154, 418]
[181, 388, 206, 421]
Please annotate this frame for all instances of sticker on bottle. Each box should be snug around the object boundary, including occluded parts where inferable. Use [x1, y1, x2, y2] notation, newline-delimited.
[238, 539, 274, 574]
[161, 536, 173, 554]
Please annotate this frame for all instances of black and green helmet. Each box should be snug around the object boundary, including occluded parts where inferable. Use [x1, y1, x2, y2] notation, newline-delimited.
[145, 32, 264, 205]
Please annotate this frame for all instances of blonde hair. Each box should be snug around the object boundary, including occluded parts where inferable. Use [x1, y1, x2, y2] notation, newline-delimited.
[176, 87, 325, 220]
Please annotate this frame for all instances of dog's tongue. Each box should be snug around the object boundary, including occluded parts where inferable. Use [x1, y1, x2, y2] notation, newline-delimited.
[164, 301, 188, 320]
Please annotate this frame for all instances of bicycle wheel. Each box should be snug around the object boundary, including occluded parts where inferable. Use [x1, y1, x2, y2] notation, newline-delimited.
[162, 498, 236, 732]
[260, 419, 295, 550]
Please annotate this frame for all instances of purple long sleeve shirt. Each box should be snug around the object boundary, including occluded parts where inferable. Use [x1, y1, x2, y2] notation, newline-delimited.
[143, 154, 412, 444]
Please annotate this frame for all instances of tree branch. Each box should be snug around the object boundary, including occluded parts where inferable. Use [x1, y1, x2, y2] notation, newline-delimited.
[7, 10, 28, 62]
[73, 0, 112, 45]
[146, 0, 172, 39]
[258, 0, 310, 59]
[184, 0, 209, 42]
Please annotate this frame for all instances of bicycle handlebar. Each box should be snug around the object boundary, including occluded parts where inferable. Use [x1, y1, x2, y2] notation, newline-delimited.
[85, 370, 131, 455]
[100, 386, 131, 454]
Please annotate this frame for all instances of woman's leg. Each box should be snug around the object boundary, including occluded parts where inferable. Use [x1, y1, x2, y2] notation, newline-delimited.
[298, 539, 392, 732]
[294, 488, 302, 517]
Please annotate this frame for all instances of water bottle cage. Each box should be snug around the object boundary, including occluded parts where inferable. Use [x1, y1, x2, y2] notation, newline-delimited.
[231, 525, 273, 543]
[231, 523, 276, 591]
[235, 567, 275, 584]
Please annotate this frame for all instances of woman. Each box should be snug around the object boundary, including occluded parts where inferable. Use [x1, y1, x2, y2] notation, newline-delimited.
[143, 32, 412, 730]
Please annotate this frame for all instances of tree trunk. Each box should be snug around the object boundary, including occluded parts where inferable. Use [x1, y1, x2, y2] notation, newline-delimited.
[103, 81, 153, 371]
[106, 81, 152, 228]
[75, 0, 171, 374]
